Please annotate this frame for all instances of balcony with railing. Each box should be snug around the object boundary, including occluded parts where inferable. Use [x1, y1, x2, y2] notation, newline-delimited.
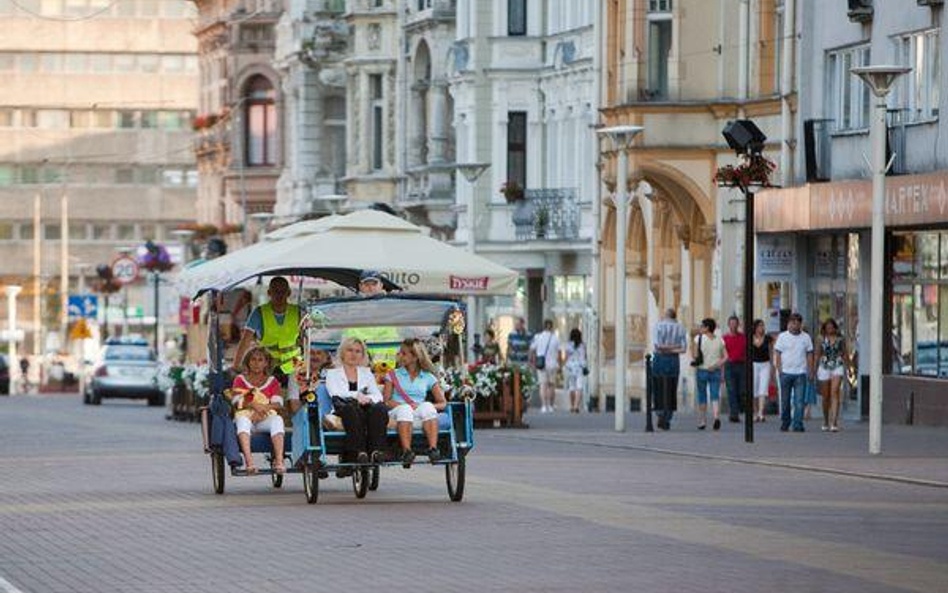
[406, 0, 455, 28]
[511, 189, 581, 241]
[402, 163, 456, 207]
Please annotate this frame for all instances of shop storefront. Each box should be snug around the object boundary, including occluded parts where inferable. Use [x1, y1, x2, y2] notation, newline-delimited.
[756, 171, 948, 427]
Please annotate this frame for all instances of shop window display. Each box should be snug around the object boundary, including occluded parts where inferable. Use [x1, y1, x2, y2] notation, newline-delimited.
[891, 231, 948, 378]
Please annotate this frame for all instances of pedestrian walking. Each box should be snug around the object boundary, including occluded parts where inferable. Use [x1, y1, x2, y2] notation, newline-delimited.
[652, 308, 688, 430]
[750, 319, 773, 422]
[530, 319, 561, 413]
[774, 313, 814, 433]
[506, 317, 532, 367]
[722, 315, 747, 423]
[564, 328, 587, 414]
[814, 318, 849, 432]
[692, 318, 727, 430]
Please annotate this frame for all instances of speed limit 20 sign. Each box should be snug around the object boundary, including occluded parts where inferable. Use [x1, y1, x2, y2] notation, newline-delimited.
[111, 256, 139, 285]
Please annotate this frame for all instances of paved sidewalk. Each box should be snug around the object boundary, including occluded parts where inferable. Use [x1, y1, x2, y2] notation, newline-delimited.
[2, 394, 947, 593]
[513, 409, 948, 486]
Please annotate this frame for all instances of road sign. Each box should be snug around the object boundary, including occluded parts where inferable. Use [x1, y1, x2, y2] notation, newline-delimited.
[111, 256, 139, 285]
[67, 294, 99, 319]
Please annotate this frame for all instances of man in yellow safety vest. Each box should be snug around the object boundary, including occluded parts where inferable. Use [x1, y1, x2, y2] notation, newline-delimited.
[233, 276, 301, 386]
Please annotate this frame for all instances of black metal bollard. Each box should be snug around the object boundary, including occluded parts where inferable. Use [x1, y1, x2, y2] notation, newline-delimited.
[645, 354, 654, 433]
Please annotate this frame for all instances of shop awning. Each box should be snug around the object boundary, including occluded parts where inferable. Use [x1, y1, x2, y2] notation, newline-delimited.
[756, 171, 948, 233]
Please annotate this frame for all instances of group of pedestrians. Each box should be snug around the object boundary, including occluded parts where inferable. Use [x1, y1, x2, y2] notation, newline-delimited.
[498, 317, 588, 414]
[651, 309, 850, 433]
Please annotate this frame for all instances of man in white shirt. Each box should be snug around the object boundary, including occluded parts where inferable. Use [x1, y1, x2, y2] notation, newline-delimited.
[530, 319, 562, 413]
[773, 313, 814, 432]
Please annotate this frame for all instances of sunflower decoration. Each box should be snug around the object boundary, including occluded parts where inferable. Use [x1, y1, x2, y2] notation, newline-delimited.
[447, 309, 466, 336]
[372, 360, 395, 384]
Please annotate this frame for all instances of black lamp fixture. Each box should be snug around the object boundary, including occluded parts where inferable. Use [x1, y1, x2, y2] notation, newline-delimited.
[722, 119, 767, 157]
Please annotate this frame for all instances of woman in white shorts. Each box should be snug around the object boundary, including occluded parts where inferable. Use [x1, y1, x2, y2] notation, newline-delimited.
[383, 338, 447, 468]
[749, 320, 773, 422]
[814, 318, 849, 432]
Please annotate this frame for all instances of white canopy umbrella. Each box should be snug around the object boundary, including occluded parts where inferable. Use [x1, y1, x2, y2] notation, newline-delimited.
[176, 210, 519, 297]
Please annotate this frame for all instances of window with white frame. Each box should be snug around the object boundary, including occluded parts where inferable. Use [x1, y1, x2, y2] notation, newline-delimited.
[649, 0, 672, 12]
[894, 29, 940, 122]
[647, 2, 673, 99]
[826, 44, 871, 132]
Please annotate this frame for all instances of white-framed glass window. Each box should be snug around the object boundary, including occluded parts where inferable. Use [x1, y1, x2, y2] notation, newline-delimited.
[894, 29, 940, 123]
[826, 43, 871, 132]
[646, 2, 673, 99]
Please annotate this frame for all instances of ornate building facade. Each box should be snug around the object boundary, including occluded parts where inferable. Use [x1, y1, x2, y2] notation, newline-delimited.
[273, 0, 348, 219]
[449, 0, 599, 346]
[193, 0, 284, 229]
[597, 0, 794, 406]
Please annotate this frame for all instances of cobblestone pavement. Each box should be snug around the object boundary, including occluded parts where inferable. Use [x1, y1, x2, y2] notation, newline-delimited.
[1, 394, 946, 593]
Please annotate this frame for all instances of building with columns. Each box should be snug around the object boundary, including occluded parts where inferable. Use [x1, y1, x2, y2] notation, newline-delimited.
[273, 0, 348, 219]
[341, 0, 399, 205]
[597, 0, 794, 407]
[397, 0, 458, 237]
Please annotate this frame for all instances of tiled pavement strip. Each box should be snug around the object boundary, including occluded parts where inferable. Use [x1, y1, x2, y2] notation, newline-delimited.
[0, 395, 946, 593]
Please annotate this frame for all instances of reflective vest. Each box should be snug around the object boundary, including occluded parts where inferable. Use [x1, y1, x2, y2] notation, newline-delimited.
[342, 325, 401, 365]
[259, 303, 301, 374]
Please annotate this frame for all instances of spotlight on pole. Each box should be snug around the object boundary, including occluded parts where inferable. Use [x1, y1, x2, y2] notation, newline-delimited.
[723, 119, 767, 157]
[720, 119, 768, 444]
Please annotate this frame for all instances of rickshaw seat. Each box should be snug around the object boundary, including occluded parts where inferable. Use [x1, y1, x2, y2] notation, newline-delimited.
[250, 427, 293, 454]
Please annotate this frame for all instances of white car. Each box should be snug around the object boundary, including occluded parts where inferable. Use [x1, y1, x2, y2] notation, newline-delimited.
[84, 338, 165, 406]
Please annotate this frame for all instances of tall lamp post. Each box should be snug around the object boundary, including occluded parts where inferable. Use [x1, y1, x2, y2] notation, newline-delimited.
[457, 163, 491, 359]
[851, 65, 910, 456]
[597, 125, 643, 432]
[249, 212, 276, 243]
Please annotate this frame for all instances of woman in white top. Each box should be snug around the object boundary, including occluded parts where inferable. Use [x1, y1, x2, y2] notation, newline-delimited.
[324, 337, 388, 465]
[564, 328, 587, 414]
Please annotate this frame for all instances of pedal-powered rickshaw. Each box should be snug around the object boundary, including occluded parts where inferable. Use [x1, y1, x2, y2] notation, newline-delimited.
[201, 293, 473, 502]
[186, 210, 517, 503]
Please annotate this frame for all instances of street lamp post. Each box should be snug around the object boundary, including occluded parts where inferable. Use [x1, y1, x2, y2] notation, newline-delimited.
[597, 126, 643, 432]
[457, 163, 491, 360]
[5, 285, 21, 394]
[851, 65, 910, 456]
[248, 212, 275, 243]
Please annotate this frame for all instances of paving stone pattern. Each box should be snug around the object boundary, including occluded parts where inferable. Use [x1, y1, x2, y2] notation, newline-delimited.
[0, 395, 946, 593]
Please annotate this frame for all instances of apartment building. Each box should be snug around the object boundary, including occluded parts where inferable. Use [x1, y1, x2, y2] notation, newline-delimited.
[756, 0, 947, 425]
[0, 0, 199, 355]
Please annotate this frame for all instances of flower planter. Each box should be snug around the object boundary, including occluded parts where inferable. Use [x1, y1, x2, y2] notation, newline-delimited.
[471, 368, 528, 428]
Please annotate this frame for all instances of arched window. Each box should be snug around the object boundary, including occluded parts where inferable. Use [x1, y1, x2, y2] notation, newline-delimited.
[244, 75, 277, 166]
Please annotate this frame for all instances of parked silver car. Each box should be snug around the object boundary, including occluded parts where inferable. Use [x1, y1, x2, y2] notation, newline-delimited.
[84, 338, 165, 406]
